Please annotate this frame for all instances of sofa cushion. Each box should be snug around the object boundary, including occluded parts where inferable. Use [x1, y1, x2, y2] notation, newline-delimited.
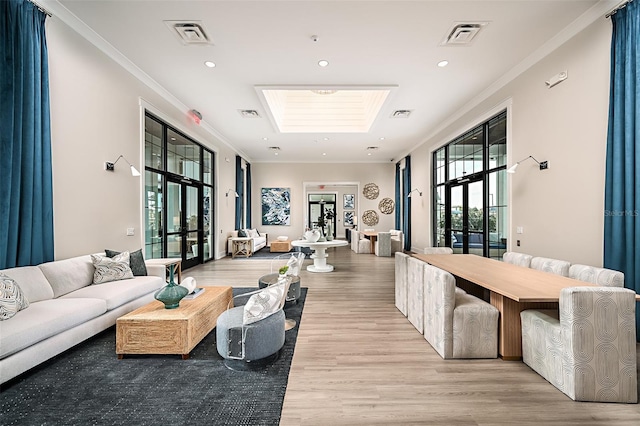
[60, 276, 163, 311]
[0, 273, 30, 320]
[91, 252, 134, 284]
[0, 266, 54, 303]
[105, 249, 148, 276]
[243, 284, 285, 325]
[39, 255, 95, 298]
[0, 298, 107, 359]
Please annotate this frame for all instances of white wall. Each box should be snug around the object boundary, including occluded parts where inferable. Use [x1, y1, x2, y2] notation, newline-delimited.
[409, 18, 611, 266]
[47, 18, 238, 260]
[251, 163, 396, 241]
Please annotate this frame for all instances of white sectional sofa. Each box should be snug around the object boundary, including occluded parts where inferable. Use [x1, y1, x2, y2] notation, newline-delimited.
[0, 254, 165, 384]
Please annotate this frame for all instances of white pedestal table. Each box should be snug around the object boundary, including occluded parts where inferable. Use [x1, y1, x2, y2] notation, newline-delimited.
[291, 239, 348, 273]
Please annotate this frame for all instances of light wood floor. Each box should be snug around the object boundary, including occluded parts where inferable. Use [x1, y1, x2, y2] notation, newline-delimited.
[187, 246, 640, 425]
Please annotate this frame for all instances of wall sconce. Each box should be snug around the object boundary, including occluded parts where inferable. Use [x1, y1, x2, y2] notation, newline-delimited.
[407, 188, 422, 197]
[506, 156, 548, 174]
[105, 155, 141, 176]
[226, 189, 239, 197]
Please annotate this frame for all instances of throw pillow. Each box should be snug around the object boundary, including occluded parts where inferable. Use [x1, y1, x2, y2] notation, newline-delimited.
[238, 229, 247, 237]
[0, 272, 29, 320]
[243, 283, 286, 325]
[91, 252, 134, 284]
[105, 248, 148, 276]
[248, 229, 260, 238]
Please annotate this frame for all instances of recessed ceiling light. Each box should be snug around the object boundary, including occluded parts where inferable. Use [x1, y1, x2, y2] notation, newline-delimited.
[204, 61, 216, 68]
[367, 152, 372, 156]
[437, 60, 449, 67]
[170, 137, 176, 141]
[323, 137, 329, 141]
[274, 152, 278, 156]
[262, 137, 269, 141]
[379, 137, 385, 141]
[322, 153, 327, 156]
[318, 59, 329, 67]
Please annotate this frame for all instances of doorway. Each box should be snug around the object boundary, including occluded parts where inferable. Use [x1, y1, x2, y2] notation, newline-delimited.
[308, 194, 336, 238]
[448, 178, 485, 256]
[166, 176, 203, 270]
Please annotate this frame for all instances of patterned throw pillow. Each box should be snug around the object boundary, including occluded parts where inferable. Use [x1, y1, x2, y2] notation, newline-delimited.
[237, 229, 247, 237]
[242, 283, 286, 325]
[0, 272, 29, 320]
[91, 252, 134, 284]
[105, 248, 148, 276]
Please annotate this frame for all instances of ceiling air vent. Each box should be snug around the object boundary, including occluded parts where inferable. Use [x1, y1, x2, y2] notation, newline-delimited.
[165, 21, 211, 45]
[391, 110, 412, 118]
[239, 110, 261, 118]
[267, 146, 281, 151]
[441, 22, 488, 46]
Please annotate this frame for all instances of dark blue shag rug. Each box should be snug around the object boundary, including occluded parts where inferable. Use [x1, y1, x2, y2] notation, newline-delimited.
[0, 288, 307, 426]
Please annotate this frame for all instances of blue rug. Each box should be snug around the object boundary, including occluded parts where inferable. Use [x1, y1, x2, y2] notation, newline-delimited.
[0, 288, 307, 426]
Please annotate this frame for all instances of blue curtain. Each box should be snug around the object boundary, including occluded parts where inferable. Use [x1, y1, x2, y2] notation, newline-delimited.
[245, 162, 252, 228]
[234, 156, 243, 230]
[604, 0, 640, 341]
[0, 0, 54, 269]
[402, 156, 411, 251]
[395, 162, 401, 230]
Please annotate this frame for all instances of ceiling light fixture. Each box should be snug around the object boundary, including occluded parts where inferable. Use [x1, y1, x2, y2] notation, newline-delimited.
[506, 155, 549, 173]
[322, 153, 327, 156]
[311, 89, 336, 95]
[262, 137, 269, 141]
[437, 60, 449, 67]
[379, 137, 385, 141]
[318, 59, 329, 67]
[204, 61, 216, 68]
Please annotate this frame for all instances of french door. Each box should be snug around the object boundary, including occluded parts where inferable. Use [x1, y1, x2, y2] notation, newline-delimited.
[448, 177, 485, 256]
[166, 176, 203, 270]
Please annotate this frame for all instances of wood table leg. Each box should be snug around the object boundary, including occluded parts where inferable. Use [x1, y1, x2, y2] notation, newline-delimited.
[117, 354, 124, 359]
[490, 292, 558, 360]
[181, 354, 189, 360]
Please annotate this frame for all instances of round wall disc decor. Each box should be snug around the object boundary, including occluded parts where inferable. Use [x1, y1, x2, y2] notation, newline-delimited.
[379, 197, 394, 214]
[363, 183, 380, 200]
[362, 210, 379, 226]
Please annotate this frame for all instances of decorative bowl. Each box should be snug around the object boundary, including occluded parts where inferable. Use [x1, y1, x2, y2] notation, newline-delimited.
[277, 236, 288, 241]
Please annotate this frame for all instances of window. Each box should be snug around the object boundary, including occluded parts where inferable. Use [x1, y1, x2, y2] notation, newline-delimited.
[432, 111, 507, 259]
[144, 112, 215, 268]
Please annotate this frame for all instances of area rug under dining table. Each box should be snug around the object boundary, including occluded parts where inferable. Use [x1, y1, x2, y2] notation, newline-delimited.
[0, 288, 307, 426]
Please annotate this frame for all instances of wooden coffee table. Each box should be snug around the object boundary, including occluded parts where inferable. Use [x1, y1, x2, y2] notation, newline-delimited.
[116, 286, 233, 359]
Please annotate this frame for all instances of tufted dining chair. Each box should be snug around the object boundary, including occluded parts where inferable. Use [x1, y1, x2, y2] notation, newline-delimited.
[568, 264, 624, 287]
[503, 251, 533, 268]
[530, 256, 571, 276]
[521, 286, 637, 403]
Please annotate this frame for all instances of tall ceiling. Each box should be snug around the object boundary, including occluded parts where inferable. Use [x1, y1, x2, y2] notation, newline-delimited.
[49, 0, 613, 163]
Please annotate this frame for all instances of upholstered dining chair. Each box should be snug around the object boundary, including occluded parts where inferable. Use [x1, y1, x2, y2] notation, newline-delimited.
[422, 263, 499, 359]
[503, 251, 533, 267]
[350, 230, 371, 254]
[423, 247, 453, 254]
[521, 286, 637, 403]
[389, 230, 404, 253]
[216, 278, 291, 370]
[395, 252, 409, 316]
[374, 232, 391, 257]
[530, 256, 571, 276]
[568, 264, 624, 287]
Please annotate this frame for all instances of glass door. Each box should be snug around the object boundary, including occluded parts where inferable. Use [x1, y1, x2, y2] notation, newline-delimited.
[449, 178, 485, 255]
[166, 177, 202, 269]
[308, 194, 336, 238]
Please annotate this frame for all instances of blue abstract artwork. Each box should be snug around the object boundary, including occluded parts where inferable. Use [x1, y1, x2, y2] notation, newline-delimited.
[261, 187, 291, 225]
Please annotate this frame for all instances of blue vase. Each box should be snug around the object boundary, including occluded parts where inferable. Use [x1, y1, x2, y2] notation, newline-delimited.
[154, 265, 188, 309]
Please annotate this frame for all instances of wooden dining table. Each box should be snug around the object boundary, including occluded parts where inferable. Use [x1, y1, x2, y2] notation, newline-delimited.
[412, 253, 640, 360]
